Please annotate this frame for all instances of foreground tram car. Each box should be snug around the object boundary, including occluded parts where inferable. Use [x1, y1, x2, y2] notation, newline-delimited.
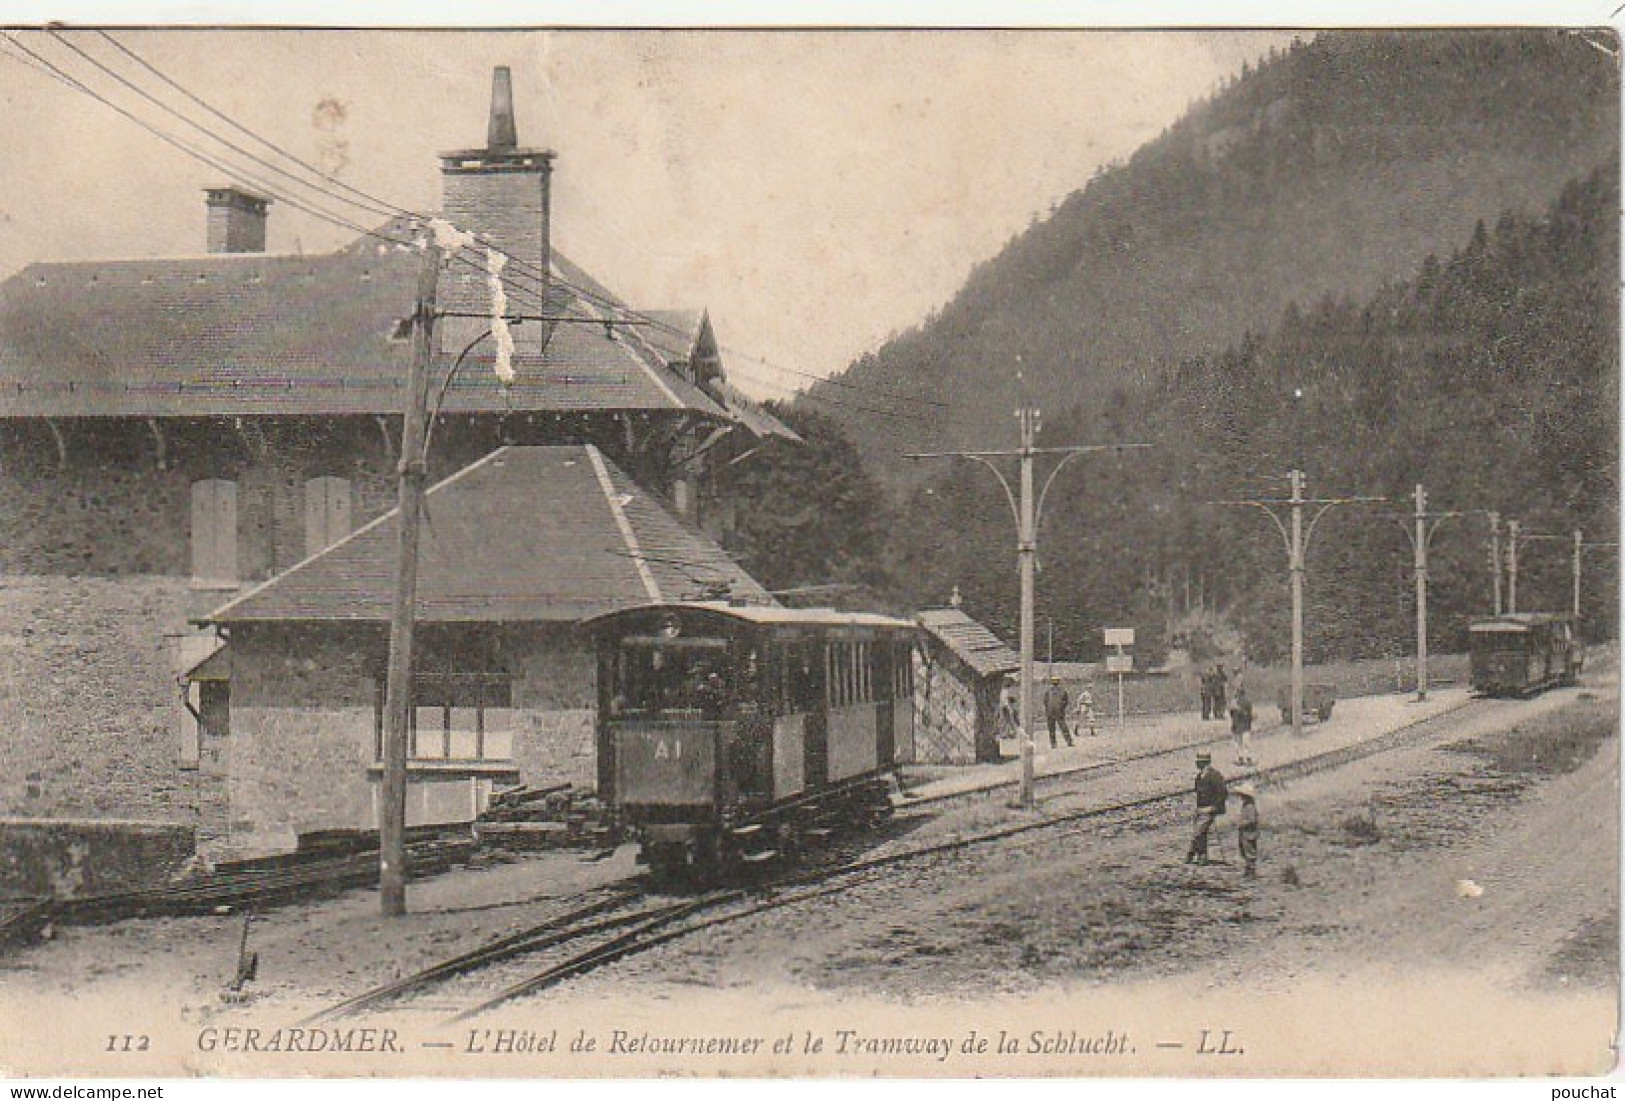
[585, 602, 918, 881]
[1468, 612, 1583, 697]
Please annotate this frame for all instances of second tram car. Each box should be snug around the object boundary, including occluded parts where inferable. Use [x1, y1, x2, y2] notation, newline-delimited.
[586, 602, 918, 881]
[1468, 612, 1583, 697]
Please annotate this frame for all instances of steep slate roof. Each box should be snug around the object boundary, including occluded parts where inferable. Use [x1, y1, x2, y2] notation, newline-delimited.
[0, 220, 733, 420]
[916, 607, 1020, 678]
[635, 307, 799, 443]
[204, 444, 772, 624]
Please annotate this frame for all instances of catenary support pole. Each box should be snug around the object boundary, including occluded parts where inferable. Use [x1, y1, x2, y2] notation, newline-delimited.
[1573, 528, 1583, 619]
[1017, 406, 1037, 808]
[1489, 512, 1502, 616]
[1414, 484, 1429, 702]
[1211, 470, 1380, 739]
[1288, 469, 1306, 739]
[906, 418, 1149, 809]
[1507, 519, 1520, 615]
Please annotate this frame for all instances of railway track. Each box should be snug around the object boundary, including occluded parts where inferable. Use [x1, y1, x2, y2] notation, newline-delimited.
[894, 726, 1238, 813]
[306, 693, 1485, 1022]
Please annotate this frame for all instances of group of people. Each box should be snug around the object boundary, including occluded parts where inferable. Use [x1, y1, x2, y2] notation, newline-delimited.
[1186, 751, 1259, 877]
[1191, 661, 1259, 875]
[999, 677, 1099, 747]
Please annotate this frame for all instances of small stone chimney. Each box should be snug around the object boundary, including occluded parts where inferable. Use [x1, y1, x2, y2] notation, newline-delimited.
[204, 187, 270, 253]
[438, 66, 554, 355]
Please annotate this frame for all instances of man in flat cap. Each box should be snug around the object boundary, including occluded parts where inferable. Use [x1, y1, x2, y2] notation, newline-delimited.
[1185, 751, 1228, 865]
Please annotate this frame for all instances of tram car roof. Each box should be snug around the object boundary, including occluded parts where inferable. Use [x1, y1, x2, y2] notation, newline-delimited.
[1469, 611, 1575, 633]
[583, 601, 917, 633]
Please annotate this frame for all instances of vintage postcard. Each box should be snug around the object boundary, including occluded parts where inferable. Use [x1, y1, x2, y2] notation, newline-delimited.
[0, 17, 1617, 1081]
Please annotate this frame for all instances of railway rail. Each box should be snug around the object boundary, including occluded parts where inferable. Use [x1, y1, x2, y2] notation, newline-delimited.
[894, 726, 1239, 813]
[308, 692, 1485, 1022]
[0, 837, 477, 959]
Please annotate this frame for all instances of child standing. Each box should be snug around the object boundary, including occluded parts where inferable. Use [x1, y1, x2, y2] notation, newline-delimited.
[1233, 783, 1260, 878]
[1077, 682, 1099, 736]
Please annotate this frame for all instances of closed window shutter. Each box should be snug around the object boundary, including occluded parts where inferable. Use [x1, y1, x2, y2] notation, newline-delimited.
[191, 479, 237, 586]
[304, 476, 353, 556]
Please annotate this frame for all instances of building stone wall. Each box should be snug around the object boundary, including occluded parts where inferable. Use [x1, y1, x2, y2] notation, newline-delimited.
[508, 626, 598, 791]
[0, 575, 208, 825]
[218, 624, 380, 855]
[0, 417, 406, 580]
[911, 649, 989, 765]
[0, 818, 196, 897]
[217, 622, 603, 854]
[224, 706, 377, 855]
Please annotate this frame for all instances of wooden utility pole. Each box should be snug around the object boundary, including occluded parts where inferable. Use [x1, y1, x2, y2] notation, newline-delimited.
[380, 240, 442, 916]
[908, 410, 1148, 808]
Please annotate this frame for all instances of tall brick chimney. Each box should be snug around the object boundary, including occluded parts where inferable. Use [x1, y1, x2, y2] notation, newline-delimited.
[438, 66, 554, 354]
[204, 187, 271, 253]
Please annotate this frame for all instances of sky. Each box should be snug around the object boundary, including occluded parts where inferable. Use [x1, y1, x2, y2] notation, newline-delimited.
[0, 29, 1298, 399]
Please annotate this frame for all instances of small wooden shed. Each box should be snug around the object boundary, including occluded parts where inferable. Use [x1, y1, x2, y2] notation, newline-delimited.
[911, 606, 1020, 764]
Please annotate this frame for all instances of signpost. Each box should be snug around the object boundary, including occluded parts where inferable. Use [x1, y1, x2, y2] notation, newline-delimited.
[1104, 628, 1134, 728]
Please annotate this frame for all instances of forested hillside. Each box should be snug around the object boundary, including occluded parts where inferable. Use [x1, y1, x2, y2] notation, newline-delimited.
[883, 163, 1619, 662]
[807, 30, 1618, 478]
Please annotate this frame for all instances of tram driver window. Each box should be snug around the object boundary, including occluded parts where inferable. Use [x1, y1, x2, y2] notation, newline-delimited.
[614, 638, 731, 718]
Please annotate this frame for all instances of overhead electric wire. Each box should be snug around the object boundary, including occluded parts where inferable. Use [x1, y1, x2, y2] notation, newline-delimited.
[715, 369, 934, 424]
[21, 30, 941, 420]
[48, 31, 572, 317]
[5, 31, 564, 318]
[86, 30, 627, 327]
[54, 30, 399, 223]
[83, 30, 935, 417]
[93, 29, 407, 221]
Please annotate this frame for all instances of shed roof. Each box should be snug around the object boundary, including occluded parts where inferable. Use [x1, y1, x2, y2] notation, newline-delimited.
[916, 607, 1020, 677]
[584, 602, 914, 632]
[204, 444, 771, 624]
[1468, 612, 1574, 632]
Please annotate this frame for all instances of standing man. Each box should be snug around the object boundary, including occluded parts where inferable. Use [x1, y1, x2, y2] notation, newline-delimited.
[1230, 684, 1255, 766]
[1184, 751, 1228, 865]
[1199, 667, 1213, 721]
[1044, 676, 1074, 748]
[1212, 664, 1229, 721]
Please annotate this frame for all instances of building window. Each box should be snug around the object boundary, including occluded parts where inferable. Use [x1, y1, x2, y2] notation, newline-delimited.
[190, 479, 238, 588]
[828, 641, 883, 707]
[374, 673, 513, 763]
[893, 642, 914, 700]
[304, 476, 353, 557]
